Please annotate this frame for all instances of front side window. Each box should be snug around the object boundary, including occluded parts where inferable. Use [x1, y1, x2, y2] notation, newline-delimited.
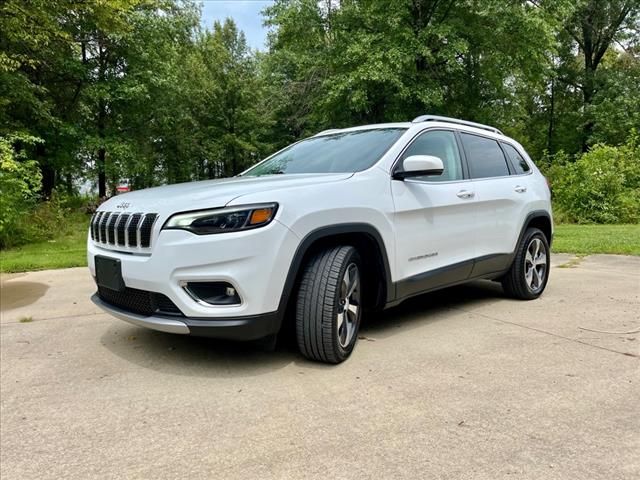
[242, 128, 406, 176]
[401, 130, 463, 181]
[502, 143, 531, 174]
[460, 133, 510, 179]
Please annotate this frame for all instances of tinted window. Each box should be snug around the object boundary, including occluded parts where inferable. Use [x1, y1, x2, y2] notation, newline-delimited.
[460, 133, 510, 179]
[243, 128, 406, 176]
[502, 143, 531, 174]
[401, 130, 463, 181]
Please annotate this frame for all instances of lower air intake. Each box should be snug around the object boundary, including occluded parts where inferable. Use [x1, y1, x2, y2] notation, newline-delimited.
[97, 286, 183, 317]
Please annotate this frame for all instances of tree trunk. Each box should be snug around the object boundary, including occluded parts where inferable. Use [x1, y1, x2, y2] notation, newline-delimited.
[581, 55, 595, 152]
[97, 98, 107, 197]
[97, 147, 106, 197]
[97, 41, 107, 197]
[36, 143, 56, 199]
[547, 77, 555, 153]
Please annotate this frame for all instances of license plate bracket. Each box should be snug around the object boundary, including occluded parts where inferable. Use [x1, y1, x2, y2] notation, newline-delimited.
[95, 255, 126, 292]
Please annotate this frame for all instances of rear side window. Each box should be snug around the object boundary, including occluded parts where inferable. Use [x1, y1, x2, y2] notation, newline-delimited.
[502, 143, 531, 174]
[460, 133, 510, 179]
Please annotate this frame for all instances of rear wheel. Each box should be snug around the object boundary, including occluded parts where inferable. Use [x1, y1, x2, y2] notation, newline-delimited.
[295, 246, 362, 363]
[502, 227, 550, 300]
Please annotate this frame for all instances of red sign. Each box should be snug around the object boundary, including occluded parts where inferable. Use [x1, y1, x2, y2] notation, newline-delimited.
[116, 186, 130, 193]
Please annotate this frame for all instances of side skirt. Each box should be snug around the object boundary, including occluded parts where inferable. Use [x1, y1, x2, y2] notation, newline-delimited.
[387, 253, 513, 308]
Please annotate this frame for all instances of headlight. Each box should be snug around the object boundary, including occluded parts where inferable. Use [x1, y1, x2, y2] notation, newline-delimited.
[163, 203, 278, 235]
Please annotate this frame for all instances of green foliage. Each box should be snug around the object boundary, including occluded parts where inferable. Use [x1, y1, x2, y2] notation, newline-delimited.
[0, 135, 43, 248]
[0, 190, 90, 249]
[0, 210, 89, 272]
[263, 0, 560, 134]
[0, 135, 92, 248]
[0, 0, 639, 255]
[552, 224, 640, 255]
[545, 131, 640, 223]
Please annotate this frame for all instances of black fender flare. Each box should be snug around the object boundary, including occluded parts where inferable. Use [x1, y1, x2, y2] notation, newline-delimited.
[517, 210, 553, 248]
[275, 223, 395, 319]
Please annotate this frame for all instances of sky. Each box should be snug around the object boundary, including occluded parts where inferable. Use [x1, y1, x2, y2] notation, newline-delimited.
[199, 0, 275, 50]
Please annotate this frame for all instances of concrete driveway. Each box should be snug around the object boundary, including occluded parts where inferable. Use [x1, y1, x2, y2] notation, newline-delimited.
[1, 254, 638, 479]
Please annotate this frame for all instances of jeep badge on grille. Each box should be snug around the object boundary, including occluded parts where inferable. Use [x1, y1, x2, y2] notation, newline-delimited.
[116, 202, 131, 209]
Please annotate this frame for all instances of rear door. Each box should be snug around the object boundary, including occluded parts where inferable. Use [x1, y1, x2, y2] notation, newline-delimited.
[391, 129, 478, 296]
[458, 133, 528, 275]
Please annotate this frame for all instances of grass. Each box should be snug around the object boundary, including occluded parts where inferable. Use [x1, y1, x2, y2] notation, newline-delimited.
[0, 213, 90, 273]
[552, 224, 640, 256]
[0, 218, 638, 273]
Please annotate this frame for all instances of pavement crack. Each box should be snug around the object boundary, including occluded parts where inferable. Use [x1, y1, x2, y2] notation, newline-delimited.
[2, 311, 108, 324]
[451, 307, 639, 358]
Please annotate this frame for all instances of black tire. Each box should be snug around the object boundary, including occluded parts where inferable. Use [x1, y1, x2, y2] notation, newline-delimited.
[502, 227, 550, 300]
[295, 246, 363, 364]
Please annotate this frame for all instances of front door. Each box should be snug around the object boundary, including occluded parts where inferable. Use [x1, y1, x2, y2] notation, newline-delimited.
[391, 129, 477, 298]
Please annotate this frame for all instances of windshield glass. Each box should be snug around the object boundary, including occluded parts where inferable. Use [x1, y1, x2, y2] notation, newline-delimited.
[242, 128, 406, 176]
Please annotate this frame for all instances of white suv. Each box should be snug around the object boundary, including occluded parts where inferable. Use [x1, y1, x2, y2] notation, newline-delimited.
[88, 115, 552, 363]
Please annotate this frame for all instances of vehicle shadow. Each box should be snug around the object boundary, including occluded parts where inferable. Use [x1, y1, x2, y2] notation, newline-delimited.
[361, 279, 506, 339]
[100, 280, 507, 377]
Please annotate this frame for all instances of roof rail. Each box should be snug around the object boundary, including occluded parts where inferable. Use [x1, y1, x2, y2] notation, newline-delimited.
[411, 115, 503, 135]
[314, 129, 342, 136]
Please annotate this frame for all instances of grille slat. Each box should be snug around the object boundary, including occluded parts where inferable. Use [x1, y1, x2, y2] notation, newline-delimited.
[139, 214, 157, 248]
[93, 212, 103, 241]
[89, 213, 97, 240]
[127, 213, 143, 248]
[116, 214, 130, 246]
[99, 212, 110, 243]
[107, 213, 119, 245]
[97, 286, 183, 317]
[92, 211, 157, 249]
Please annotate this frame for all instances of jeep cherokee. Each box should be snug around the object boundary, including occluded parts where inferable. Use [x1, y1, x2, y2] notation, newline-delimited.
[88, 115, 553, 363]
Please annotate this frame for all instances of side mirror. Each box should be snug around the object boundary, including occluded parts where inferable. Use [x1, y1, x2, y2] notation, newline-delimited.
[393, 155, 444, 180]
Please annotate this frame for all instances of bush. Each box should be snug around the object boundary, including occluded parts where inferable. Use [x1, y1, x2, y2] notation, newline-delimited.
[0, 135, 43, 248]
[1, 135, 97, 248]
[544, 131, 640, 224]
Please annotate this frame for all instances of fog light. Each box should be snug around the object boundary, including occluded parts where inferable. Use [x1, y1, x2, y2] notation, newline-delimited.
[182, 282, 241, 306]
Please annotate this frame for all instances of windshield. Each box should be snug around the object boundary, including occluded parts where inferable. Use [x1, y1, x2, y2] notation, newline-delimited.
[242, 128, 406, 176]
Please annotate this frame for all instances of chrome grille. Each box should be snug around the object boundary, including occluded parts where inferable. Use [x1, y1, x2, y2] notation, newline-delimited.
[90, 211, 158, 249]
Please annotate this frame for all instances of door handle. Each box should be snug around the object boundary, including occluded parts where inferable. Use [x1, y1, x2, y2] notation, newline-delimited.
[514, 185, 527, 193]
[456, 190, 475, 199]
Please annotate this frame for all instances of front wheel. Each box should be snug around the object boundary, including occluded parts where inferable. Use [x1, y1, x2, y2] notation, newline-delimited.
[295, 246, 362, 363]
[502, 227, 550, 300]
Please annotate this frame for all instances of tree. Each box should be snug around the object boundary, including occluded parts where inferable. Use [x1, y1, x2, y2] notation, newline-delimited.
[263, 0, 560, 153]
[554, 0, 640, 150]
[185, 19, 268, 177]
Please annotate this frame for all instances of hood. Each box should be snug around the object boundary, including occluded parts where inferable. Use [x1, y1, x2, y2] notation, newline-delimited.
[98, 173, 353, 216]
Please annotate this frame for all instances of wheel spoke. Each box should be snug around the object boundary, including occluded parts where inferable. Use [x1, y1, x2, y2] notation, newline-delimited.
[536, 253, 547, 266]
[337, 312, 345, 330]
[345, 322, 354, 345]
[347, 269, 359, 296]
[525, 268, 534, 287]
[342, 268, 350, 298]
[533, 266, 542, 288]
[526, 250, 533, 265]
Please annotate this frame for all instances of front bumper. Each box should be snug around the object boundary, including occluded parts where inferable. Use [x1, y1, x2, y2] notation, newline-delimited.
[92, 294, 281, 340]
[87, 220, 299, 319]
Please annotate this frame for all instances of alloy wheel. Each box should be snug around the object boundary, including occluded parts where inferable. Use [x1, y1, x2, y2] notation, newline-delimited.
[524, 238, 547, 292]
[337, 263, 360, 348]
